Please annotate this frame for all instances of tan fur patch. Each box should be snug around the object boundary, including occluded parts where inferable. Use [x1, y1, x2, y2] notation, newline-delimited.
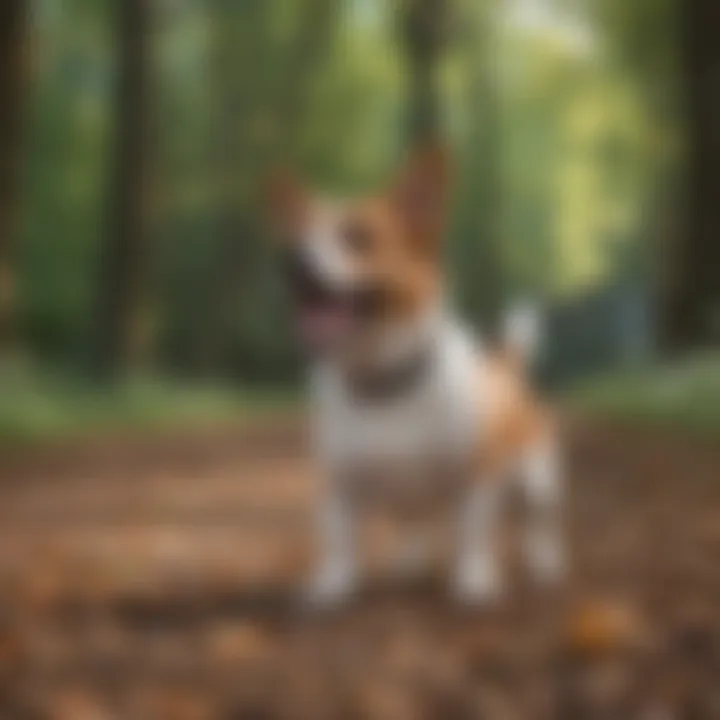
[267, 146, 448, 328]
[476, 353, 553, 476]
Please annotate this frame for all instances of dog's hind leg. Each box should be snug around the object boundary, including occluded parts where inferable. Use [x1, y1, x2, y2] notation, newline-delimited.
[521, 436, 565, 584]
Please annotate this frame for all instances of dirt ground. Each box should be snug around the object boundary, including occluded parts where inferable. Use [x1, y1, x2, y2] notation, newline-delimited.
[0, 419, 719, 719]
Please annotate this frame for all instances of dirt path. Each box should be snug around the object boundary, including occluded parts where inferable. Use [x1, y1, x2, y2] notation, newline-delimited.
[0, 421, 719, 718]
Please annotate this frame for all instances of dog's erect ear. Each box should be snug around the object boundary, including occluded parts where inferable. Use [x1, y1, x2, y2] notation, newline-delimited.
[265, 168, 309, 239]
[391, 144, 449, 252]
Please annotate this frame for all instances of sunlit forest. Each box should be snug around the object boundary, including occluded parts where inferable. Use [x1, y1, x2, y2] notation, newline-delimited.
[3, 0, 708, 401]
[1, 1, 720, 716]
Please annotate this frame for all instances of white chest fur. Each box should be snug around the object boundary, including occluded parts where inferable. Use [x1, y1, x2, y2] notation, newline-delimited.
[310, 317, 482, 493]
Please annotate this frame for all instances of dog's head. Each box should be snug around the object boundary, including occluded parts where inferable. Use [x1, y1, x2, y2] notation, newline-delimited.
[268, 147, 449, 356]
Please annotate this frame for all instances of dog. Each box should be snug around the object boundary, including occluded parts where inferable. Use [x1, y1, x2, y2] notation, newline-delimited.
[269, 146, 564, 605]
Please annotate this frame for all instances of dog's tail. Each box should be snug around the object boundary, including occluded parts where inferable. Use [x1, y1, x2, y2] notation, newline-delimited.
[500, 301, 543, 368]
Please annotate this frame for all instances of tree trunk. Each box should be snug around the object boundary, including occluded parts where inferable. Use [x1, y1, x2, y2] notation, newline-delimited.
[194, 0, 336, 375]
[462, 5, 503, 333]
[0, 0, 28, 357]
[92, 0, 153, 380]
[401, 0, 452, 146]
[663, 0, 720, 350]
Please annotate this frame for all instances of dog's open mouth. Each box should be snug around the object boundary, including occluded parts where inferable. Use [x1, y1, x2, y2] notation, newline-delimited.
[294, 288, 355, 351]
[285, 252, 388, 353]
[285, 262, 354, 351]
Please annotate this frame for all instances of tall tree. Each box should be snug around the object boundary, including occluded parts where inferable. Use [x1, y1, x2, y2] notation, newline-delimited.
[454, 1, 503, 332]
[194, 0, 337, 374]
[401, 0, 502, 329]
[663, 0, 720, 350]
[400, 0, 454, 145]
[92, 0, 154, 379]
[0, 0, 29, 357]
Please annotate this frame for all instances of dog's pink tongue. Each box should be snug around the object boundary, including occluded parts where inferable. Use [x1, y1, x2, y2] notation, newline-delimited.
[297, 308, 351, 350]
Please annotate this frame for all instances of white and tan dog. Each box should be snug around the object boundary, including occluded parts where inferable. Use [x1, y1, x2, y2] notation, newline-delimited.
[270, 147, 563, 605]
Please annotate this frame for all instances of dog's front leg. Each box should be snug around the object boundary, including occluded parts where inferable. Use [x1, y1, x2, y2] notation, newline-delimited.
[452, 480, 502, 603]
[304, 487, 358, 607]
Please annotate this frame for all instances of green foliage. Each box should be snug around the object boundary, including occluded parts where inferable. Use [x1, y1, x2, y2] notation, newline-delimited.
[569, 355, 720, 435]
[13, 0, 682, 385]
[0, 364, 297, 446]
[20, 0, 114, 358]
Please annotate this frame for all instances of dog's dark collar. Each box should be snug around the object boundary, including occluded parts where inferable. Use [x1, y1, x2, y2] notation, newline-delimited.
[346, 344, 435, 402]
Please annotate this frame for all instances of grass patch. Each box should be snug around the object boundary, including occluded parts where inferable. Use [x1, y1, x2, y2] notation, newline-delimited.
[568, 354, 720, 436]
[0, 367, 300, 447]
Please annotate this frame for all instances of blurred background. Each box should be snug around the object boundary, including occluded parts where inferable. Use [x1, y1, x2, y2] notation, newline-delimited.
[2, 0, 716, 424]
[0, 0, 719, 717]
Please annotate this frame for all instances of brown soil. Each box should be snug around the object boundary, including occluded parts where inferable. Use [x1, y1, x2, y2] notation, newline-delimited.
[0, 419, 718, 719]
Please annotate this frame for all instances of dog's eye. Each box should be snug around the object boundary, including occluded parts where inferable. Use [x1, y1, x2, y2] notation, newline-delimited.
[341, 220, 373, 254]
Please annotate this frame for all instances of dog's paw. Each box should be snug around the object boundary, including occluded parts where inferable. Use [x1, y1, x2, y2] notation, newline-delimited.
[452, 560, 502, 604]
[302, 565, 356, 608]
